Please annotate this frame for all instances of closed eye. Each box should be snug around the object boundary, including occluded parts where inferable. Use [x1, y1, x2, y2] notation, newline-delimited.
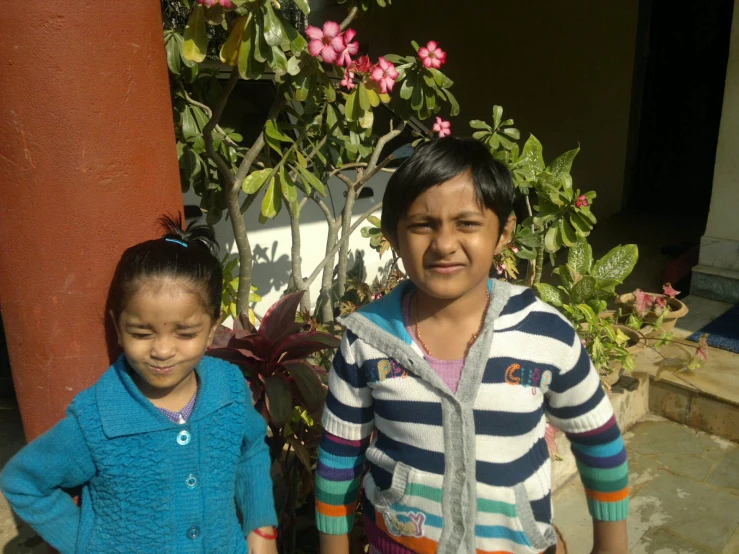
[131, 333, 153, 340]
[177, 333, 199, 340]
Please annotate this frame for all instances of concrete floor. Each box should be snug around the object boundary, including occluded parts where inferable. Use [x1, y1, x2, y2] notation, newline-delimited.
[553, 414, 739, 554]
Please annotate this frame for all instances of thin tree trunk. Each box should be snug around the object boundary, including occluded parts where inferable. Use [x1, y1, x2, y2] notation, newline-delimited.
[319, 223, 340, 322]
[336, 186, 356, 299]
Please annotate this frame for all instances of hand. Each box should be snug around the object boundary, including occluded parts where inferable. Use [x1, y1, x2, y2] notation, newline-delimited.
[247, 527, 278, 554]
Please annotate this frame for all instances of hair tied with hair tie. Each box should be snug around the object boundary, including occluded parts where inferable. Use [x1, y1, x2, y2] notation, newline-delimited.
[165, 238, 188, 248]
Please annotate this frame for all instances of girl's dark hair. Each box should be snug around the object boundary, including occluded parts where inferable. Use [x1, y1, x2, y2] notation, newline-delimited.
[109, 215, 222, 320]
[381, 136, 515, 237]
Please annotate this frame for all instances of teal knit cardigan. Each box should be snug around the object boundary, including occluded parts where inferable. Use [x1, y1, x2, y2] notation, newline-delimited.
[0, 355, 277, 553]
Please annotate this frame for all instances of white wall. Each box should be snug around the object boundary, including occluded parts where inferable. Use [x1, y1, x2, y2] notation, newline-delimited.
[184, 171, 392, 314]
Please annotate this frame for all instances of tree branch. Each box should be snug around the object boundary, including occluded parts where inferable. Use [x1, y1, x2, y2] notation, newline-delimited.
[306, 201, 383, 288]
[355, 154, 394, 193]
[367, 120, 405, 172]
[340, 7, 359, 30]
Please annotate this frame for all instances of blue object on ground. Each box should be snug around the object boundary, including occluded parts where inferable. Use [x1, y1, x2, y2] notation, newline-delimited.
[687, 302, 739, 353]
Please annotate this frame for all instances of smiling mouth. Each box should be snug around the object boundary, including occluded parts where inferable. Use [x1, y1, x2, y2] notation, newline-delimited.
[150, 365, 176, 375]
[427, 263, 465, 274]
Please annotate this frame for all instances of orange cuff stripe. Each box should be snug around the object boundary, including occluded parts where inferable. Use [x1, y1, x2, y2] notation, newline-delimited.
[315, 500, 356, 518]
[585, 486, 629, 502]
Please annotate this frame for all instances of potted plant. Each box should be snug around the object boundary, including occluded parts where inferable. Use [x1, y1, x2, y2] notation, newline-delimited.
[616, 283, 689, 337]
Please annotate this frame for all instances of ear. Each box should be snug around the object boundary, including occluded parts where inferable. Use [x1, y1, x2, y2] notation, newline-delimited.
[382, 228, 399, 255]
[206, 316, 221, 347]
[109, 310, 123, 345]
[494, 214, 517, 255]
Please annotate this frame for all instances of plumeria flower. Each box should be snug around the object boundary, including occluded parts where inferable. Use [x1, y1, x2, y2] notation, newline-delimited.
[663, 283, 680, 298]
[418, 40, 447, 69]
[370, 57, 399, 94]
[336, 29, 359, 67]
[352, 55, 372, 74]
[306, 21, 345, 64]
[340, 70, 356, 90]
[432, 117, 451, 137]
[575, 195, 589, 208]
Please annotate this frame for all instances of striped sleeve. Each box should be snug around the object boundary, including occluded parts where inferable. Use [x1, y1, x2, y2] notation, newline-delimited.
[316, 333, 374, 535]
[545, 335, 629, 521]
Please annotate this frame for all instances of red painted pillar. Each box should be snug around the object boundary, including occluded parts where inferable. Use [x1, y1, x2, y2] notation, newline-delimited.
[0, 2, 183, 441]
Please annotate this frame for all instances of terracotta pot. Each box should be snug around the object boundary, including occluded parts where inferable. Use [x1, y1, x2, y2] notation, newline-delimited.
[616, 293, 689, 335]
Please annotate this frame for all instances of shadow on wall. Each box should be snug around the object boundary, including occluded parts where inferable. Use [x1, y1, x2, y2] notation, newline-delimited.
[251, 242, 292, 300]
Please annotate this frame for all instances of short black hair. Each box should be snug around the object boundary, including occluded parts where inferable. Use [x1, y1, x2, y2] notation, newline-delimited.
[382, 137, 515, 237]
[109, 215, 222, 321]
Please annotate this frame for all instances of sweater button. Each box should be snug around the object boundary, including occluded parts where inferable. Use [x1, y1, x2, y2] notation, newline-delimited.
[185, 474, 198, 488]
[187, 526, 200, 540]
[455, 469, 465, 481]
[177, 430, 191, 445]
[454, 523, 464, 534]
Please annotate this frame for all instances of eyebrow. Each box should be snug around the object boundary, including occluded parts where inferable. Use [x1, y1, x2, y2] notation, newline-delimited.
[406, 210, 484, 220]
[125, 323, 203, 330]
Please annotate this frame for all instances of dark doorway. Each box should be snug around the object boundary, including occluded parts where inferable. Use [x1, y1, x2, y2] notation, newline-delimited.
[624, 0, 734, 217]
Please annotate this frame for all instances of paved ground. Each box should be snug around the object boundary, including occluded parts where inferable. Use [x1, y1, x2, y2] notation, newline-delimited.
[554, 414, 739, 554]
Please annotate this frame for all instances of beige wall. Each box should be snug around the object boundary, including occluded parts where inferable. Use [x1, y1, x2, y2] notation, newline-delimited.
[705, 0, 739, 242]
[348, 1, 640, 218]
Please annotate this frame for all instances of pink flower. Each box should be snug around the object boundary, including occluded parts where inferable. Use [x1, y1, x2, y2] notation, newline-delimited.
[418, 40, 447, 69]
[198, 0, 218, 5]
[432, 117, 451, 138]
[306, 21, 345, 64]
[370, 57, 399, 94]
[663, 283, 680, 298]
[352, 55, 372, 74]
[634, 289, 656, 316]
[653, 296, 668, 315]
[581, 338, 588, 348]
[219, 0, 234, 7]
[511, 245, 519, 253]
[340, 70, 355, 90]
[336, 29, 359, 67]
[575, 195, 589, 208]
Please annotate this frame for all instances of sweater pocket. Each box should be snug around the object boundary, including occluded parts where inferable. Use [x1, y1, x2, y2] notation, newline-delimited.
[512, 483, 556, 552]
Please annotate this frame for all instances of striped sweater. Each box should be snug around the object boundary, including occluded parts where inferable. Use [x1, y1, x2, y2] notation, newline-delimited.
[315, 280, 628, 554]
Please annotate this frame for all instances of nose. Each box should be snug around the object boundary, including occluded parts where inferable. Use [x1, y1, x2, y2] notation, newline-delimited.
[150, 336, 176, 361]
[431, 223, 458, 257]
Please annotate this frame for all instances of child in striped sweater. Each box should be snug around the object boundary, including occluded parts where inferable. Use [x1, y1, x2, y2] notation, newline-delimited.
[316, 137, 629, 554]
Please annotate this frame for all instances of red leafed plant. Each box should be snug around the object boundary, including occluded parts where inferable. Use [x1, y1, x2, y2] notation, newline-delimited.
[208, 290, 340, 552]
[209, 289, 339, 428]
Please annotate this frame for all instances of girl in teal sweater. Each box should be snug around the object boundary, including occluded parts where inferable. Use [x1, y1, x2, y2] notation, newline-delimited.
[1, 217, 278, 553]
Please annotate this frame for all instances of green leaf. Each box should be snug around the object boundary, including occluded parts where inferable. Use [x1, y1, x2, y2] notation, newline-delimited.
[165, 33, 182, 74]
[181, 106, 199, 139]
[547, 147, 580, 177]
[182, 5, 208, 63]
[515, 246, 537, 261]
[295, 163, 327, 196]
[242, 168, 272, 194]
[472, 131, 490, 140]
[519, 134, 545, 175]
[344, 90, 357, 121]
[577, 303, 598, 326]
[493, 105, 503, 128]
[502, 127, 520, 140]
[359, 107, 374, 129]
[411, 40, 420, 52]
[591, 244, 639, 283]
[428, 68, 447, 87]
[567, 237, 593, 275]
[265, 120, 293, 143]
[559, 218, 577, 247]
[568, 211, 592, 236]
[279, 165, 297, 203]
[292, 0, 310, 15]
[358, 82, 370, 110]
[287, 55, 301, 75]
[237, 15, 255, 78]
[261, 177, 282, 218]
[544, 225, 561, 253]
[535, 283, 567, 307]
[253, 15, 269, 63]
[570, 276, 596, 304]
[400, 77, 414, 100]
[269, 46, 288, 75]
[262, 2, 284, 47]
[470, 120, 491, 131]
[443, 88, 460, 116]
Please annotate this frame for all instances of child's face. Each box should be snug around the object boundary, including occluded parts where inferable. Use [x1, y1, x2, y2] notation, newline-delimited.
[112, 278, 218, 399]
[387, 171, 514, 300]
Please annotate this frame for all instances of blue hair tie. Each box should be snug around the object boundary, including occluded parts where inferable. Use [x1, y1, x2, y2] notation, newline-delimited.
[165, 238, 188, 248]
